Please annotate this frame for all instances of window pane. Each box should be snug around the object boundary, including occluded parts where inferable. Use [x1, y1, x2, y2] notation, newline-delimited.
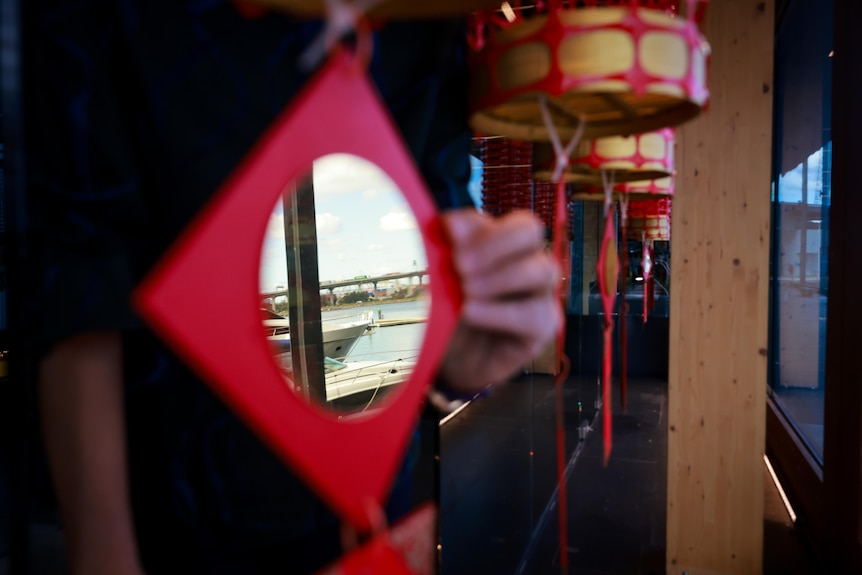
[769, 0, 832, 464]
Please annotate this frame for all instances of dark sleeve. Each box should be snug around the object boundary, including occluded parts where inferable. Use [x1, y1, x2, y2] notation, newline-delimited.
[371, 19, 475, 211]
[23, 1, 153, 354]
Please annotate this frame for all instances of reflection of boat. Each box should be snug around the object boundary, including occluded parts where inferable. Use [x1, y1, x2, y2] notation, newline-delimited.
[323, 356, 415, 409]
[274, 356, 415, 410]
[263, 310, 373, 361]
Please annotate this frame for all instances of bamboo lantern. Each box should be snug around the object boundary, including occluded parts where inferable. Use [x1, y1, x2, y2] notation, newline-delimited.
[571, 172, 674, 202]
[534, 127, 674, 185]
[468, 0, 710, 141]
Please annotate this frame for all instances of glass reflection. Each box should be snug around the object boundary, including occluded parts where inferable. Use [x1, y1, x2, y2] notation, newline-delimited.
[259, 154, 429, 414]
[771, 144, 830, 461]
[768, 0, 832, 464]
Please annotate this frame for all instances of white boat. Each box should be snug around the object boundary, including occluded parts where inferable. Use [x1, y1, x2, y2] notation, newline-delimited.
[323, 356, 415, 409]
[263, 309, 373, 362]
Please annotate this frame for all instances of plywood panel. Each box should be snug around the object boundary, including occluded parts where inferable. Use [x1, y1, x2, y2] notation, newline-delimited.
[666, 1, 774, 574]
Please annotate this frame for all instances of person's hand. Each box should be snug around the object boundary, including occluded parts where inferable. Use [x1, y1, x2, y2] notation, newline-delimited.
[437, 208, 562, 396]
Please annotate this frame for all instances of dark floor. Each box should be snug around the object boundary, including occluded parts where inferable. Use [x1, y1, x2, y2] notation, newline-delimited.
[440, 373, 821, 575]
[1, 374, 822, 575]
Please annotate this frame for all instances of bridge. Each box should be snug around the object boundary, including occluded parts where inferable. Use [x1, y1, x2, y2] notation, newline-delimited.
[261, 269, 428, 301]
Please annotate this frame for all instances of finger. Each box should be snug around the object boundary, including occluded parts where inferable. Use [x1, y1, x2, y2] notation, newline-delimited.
[445, 209, 546, 277]
[461, 295, 562, 355]
[462, 251, 560, 301]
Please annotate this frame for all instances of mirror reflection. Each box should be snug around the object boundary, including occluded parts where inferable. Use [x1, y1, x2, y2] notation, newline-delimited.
[259, 154, 429, 415]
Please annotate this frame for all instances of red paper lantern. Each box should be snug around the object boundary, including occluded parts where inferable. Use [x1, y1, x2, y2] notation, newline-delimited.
[468, 0, 710, 141]
[534, 128, 674, 186]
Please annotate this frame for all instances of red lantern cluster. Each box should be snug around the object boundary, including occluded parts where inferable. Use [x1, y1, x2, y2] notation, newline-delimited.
[477, 137, 534, 217]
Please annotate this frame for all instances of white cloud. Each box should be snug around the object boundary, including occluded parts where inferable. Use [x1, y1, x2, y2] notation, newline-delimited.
[312, 154, 398, 199]
[363, 188, 382, 200]
[379, 207, 417, 232]
[264, 212, 285, 238]
[317, 238, 347, 255]
[367, 243, 386, 251]
[316, 212, 342, 234]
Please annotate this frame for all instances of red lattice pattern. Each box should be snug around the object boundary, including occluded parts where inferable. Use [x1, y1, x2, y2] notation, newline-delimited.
[628, 197, 672, 240]
[467, 0, 710, 141]
[534, 128, 674, 184]
[470, 5, 708, 109]
[572, 173, 674, 201]
[571, 128, 673, 174]
[478, 138, 534, 217]
[533, 180, 558, 232]
[468, 0, 683, 45]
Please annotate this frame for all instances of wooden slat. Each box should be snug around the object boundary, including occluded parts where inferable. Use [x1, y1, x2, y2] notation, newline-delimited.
[666, 1, 774, 573]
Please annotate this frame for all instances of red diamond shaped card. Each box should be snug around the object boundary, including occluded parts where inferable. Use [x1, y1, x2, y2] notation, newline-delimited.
[133, 50, 462, 531]
[316, 503, 437, 575]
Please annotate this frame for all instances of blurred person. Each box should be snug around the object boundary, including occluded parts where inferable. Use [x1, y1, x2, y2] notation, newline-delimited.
[24, 2, 561, 573]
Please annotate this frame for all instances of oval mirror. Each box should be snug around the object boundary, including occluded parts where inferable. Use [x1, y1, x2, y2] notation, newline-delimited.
[259, 154, 430, 415]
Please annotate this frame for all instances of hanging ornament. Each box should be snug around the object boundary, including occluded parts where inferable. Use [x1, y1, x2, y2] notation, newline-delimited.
[552, 127, 672, 413]
[133, 43, 461, 542]
[534, 94, 586, 574]
[628, 197, 671, 322]
[468, 0, 710, 142]
[595, 196, 619, 465]
[318, 503, 437, 575]
[533, 128, 674, 186]
[559, 131, 672, 410]
[571, 172, 674, 202]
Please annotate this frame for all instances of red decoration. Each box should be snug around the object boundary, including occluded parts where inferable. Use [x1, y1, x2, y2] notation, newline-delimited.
[628, 197, 672, 240]
[629, 197, 670, 322]
[643, 240, 654, 322]
[468, 0, 710, 141]
[319, 504, 437, 575]
[316, 535, 413, 575]
[133, 50, 461, 532]
[595, 204, 619, 465]
[619, 208, 629, 413]
[535, 128, 675, 185]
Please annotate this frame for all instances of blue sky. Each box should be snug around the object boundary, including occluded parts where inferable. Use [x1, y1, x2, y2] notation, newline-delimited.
[259, 154, 428, 292]
[777, 147, 828, 205]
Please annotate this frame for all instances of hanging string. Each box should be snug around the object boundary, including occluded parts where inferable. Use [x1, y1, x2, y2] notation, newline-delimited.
[539, 94, 585, 575]
[618, 197, 629, 413]
[298, 0, 382, 72]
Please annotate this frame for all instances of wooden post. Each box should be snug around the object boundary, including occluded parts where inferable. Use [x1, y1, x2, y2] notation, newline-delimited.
[284, 177, 325, 405]
[666, 1, 774, 573]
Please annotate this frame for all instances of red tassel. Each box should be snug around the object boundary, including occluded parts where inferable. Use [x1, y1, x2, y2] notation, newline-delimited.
[596, 206, 618, 466]
[553, 178, 570, 573]
[619, 218, 628, 413]
[602, 322, 613, 466]
[642, 240, 652, 324]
